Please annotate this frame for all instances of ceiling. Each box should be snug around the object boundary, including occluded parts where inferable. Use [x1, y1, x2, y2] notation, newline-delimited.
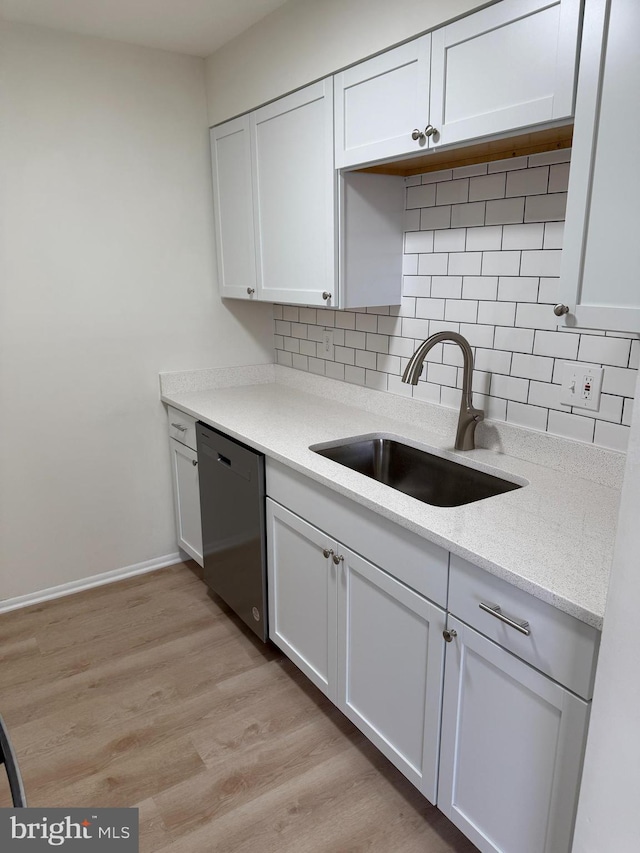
[0, 0, 290, 57]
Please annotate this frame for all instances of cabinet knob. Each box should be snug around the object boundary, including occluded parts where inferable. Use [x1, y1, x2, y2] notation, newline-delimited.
[192, 459, 198, 467]
[411, 128, 426, 142]
[443, 628, 457, 643]
[332, 553, 344, 565]
[322, 548, 334, 559]
[247, 287, 255, 295]
[322, 291, 332, 301]
[424, 124, 437, 138]
[553, 303, 570, 316]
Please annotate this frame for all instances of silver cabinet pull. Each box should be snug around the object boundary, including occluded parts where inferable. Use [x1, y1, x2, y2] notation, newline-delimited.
[332, 554, 344, 565]
[322, 291, 332, 301]
[192, 459, 198, 467]
[171, 423, 188, 432]
[411, 128, 426, 142]
[424, 124, 437, 137]
[479, 601, 530, 636]
[443, 628, 457, 643]
[247, 287, 255, 295]
[554, 303, 570, 316]
[322, 548, 334, 559]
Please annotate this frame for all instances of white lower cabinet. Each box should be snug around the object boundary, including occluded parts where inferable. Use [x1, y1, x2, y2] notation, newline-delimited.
[337, 546, 445, 801]
[438, 618, 589, 853]
[264, 462, 597, 852]
[167, 406, 203, 567]
[266, 497, 445, 800]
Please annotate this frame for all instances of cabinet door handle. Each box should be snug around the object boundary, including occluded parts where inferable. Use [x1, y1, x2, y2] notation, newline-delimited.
[424, 124, 437, 137]
[192, 459, 198, 467]
[322, 291, 332, 301]
[322, 548, 334, 559]
[247, 287, 255, 295]
[171, 423, 188, 432]
[332, 554, 344, 565]
[479, 601, 530, 636]
[554, 303, 570, 316]
[411, 128, 426, 142]
[443, 628, 457, 643]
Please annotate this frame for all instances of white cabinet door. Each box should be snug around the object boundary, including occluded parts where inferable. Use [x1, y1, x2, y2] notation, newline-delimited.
[252, 80, 337, 307]
[169, 438, 203, 567]
[438, 618, 590, 853]
[560, 0, 640, 333]
[430, 0, 581, 149]
[266, 500, 337, 700]
[334, 37, 431, 168]
[210, 116, 258, 300]
[337, 546, 445, 802]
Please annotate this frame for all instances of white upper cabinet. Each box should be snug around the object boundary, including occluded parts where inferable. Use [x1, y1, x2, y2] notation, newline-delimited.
[252, 80, 337, 306]
[210, 116, 258, 300]
[334, 37, 432, 169]
[429, 0, 581, 149]
[559, 0, 640, 333]
[334, 0, 582, 169]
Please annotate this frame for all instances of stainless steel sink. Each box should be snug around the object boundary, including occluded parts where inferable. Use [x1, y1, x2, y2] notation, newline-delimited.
[311, 436, 522, 507]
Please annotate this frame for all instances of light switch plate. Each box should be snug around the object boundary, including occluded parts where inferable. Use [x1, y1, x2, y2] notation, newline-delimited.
[560, 362, 603, 410]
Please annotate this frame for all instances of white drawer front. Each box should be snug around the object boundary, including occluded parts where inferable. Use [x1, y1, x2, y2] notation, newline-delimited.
[449, 555, 599, 700]
[167, 406, 198, 452]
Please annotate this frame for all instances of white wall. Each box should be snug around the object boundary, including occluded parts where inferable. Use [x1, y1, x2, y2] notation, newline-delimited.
[0, 21, 273, 601]
[571, 369, 640, 851]
[204, 0, 482, 125]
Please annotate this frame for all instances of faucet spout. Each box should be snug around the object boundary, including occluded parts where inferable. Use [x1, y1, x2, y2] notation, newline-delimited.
[402, 332, 484, 451]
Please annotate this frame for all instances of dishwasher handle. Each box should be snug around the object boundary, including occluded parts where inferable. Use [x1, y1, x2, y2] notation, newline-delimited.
[200, 441, 252, 482]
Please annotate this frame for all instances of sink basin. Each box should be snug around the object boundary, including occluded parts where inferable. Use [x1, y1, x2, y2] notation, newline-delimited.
[311, 436, 522, 507]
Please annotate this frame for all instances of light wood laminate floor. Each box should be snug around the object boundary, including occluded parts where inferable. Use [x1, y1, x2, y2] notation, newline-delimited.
[0, 561, 478, 852]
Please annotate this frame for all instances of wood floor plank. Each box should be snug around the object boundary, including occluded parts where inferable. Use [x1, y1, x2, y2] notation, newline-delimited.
[0, 561, 477, 851]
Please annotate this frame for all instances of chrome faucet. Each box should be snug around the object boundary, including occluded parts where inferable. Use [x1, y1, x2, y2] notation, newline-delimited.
[402, 332, 484, 450]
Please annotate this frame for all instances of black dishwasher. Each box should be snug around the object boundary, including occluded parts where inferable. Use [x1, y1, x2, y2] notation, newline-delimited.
[196, 422, 268, 642]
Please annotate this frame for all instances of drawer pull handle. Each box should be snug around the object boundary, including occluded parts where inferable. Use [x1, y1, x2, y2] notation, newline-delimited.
[479, 601, 530, 636]
[171, 423, 188, 432]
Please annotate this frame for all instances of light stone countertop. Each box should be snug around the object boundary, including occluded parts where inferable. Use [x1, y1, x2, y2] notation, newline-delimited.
[161, 368, 622, 630]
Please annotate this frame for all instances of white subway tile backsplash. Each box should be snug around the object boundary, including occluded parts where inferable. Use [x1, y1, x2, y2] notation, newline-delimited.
[485, 197, 525, 225]
[497, 277, 539, 303]
[488, 155, 529, 173]
[511, 352, 554, 382]
[502, 223, 544, 250]
[462, 276, 498, 300]
[506, 166, 549, 197]
[490, 374, 529, 403]
[431, 276, 463, 299]
[507, 401, 548, 431]
[524, 193, 567, 222]
[481, 251, 521, 276]
[533, 330, 580, 359]
[548, 409, 595, 443]
[434, 228, 466, 252]
[451, 201, 486, 227]
[405, 231, 434, 253]
[520, 249, 562, 277]
[578, 335, 631, 367]
[494, 325, 535, 353]
[436, 178, 469, 206]
[466, 225, 503, 251]
[407, 183, 436, 208]
[477, 300, 517, 326]
[594, 421, 630, 452]
[469, 172, 506, 201]
[421, 206, 451, 230]
[418, 253, 449, 275]
[549, 163, 571, 193]
[603, 366, 639, 397]
[275, 147, 635, 452]
[528, 149, 572, 166]
[448, 252, 483, 276]
[416, 297, 446, 319]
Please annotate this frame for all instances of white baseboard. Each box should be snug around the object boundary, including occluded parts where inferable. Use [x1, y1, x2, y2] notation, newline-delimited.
[0, 552, 182, 615]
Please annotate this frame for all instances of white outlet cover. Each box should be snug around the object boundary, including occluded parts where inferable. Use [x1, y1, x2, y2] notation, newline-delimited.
[560, 362, 603, 411]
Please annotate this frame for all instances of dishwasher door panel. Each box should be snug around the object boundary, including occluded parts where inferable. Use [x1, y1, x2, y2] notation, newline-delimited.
[197, 424, 267, 641]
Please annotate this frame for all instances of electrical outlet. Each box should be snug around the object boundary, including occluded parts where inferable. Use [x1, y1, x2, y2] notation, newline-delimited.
[322, 329, 334, 359]
[560, 362, 603, 411]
